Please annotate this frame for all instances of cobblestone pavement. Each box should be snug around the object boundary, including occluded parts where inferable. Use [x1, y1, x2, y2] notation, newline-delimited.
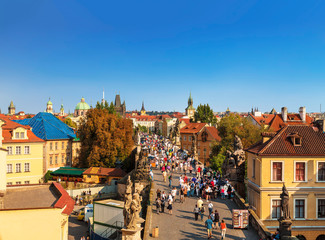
[68, 206, 88, 240]
[149, 169, 260, 240]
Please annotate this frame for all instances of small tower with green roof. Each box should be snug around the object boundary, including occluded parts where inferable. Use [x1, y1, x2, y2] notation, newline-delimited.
[185, 92, 195, 119]
[45, 98, 53, 114]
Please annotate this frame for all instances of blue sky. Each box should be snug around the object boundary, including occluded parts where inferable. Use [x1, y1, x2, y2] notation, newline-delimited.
[1, 0, 325, 114]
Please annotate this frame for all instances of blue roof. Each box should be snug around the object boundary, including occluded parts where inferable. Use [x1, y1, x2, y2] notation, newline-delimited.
[14, 112, 76, 140]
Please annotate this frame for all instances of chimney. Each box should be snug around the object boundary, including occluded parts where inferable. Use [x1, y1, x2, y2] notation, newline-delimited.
[299, 106, 306, 123]
[281, 107, 288, 122]
[0, 120, 7, 198]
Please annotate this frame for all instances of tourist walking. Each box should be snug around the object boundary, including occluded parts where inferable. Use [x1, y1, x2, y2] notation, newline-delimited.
[208, 202, 213, 215]
[213, 209, 219, 228]
[163, 171, 167, 182]
[193, 204, 200, 221]
[220, 219, 227, 239]
[155, 198, 161, 214]
[205, 216, 214, 239]
[167, 198, 173, 215]
[169, 173, 173, 188]
[160, 197, 165, 213]
[200, 204, 205, 221]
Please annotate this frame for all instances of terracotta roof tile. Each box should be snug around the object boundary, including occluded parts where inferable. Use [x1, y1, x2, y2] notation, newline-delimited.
[0, 116, 44, 143]
[83, 167, 127, 177]
[246, 125, 325, 156]
[205, 127, 221, 141]
[180, 123, 207, 134]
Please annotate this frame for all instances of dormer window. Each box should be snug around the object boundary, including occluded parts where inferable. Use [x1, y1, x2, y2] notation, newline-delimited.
[15, 132, 19, 139]
[287, 132, 302, 146]
[294, 137, 302, 146]
[20, 132, 24, 139]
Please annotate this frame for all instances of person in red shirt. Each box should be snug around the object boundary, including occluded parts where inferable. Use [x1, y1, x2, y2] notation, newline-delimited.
[197, 167, 201, 178]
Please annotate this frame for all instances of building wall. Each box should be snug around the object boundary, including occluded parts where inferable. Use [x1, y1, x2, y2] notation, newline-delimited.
[4, 142, 44, 185]
[247, 152, 325, 239]
[0, 208, 69, 240]
[180, 133, 194, 153]
[45, 140, 72, 173]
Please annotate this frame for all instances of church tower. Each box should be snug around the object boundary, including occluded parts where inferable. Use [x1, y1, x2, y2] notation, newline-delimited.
[45, 98, 53, 114]
[8, 101, 16, 115]
[185, 93, 195, 119]
[140, 101, 146, 116]
[60, 104, 65, 116]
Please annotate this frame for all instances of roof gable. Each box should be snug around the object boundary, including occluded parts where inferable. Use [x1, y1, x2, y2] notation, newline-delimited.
[246, 125, 325, 156]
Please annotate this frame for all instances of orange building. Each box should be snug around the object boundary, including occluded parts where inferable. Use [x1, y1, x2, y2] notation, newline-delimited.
[197, 126, 221, 165]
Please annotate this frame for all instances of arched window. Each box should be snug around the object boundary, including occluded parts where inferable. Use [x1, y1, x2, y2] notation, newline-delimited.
[316, 235, 325, 240]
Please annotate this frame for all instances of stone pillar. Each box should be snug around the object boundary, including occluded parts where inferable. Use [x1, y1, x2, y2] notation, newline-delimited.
[121, 221, 144, 240]
[278, 218, 292, 239]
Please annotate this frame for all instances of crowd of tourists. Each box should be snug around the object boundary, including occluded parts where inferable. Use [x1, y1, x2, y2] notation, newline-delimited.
[141, 134, 235, 240]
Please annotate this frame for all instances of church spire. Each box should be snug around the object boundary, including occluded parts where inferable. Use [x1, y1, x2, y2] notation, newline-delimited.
[101, 88, 105, 104]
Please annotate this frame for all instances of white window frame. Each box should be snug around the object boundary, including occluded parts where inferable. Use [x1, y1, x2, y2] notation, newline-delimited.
[20, 132, 25, 139]
[24, 146, 30, 155]
[7, 146, 12, 155]
[7, 164, 12, 173]
[15, 132, 19, 139]
[316, 161, 325, 182]
[293, 161, 307, 182]
[24, 163, 30, 172]
[50, 156, 53, 165]
[16, 163, 21, 173]
[16, 146, 21, 155]
[316, 198, 325, 219]
[270, 160, 284, 182]
[293, 198, 307, 220]
[270, 198, 282, 220]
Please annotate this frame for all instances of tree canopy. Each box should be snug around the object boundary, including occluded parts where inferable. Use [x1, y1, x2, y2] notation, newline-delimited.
[217, 113, 263, 151]
[96, 100, 116, 114]
[64, 117, 77, 129]
[77, 108, 133, 168]
[194, 104, 217, 124]
[208, 113, 264, 173]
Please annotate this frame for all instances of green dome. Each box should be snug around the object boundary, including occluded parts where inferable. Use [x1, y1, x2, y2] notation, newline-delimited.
[47, 99, 53, 105]
[75, 97, 90, 110]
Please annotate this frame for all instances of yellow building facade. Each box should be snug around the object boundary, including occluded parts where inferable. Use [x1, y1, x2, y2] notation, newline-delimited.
[0, 117, 44, 185]
[246, 126, 325, 240]
[0, 207, 69, 240]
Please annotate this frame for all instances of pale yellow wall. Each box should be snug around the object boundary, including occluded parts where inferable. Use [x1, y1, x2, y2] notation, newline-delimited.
[4, 142, 44, 185]
[247, 153, 325, 226]
[0, 208, 69, 240]
[45, 140, 72, 173]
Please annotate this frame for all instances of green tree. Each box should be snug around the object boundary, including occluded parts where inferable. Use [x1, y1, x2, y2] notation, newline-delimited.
[77, 108, 134, 168]
[137, 125, 147, 133]
[64, 117, 77, 129]
[217, 113, 263, 151]
[194, 104, 217, 125]
[210, 154, 225, 173]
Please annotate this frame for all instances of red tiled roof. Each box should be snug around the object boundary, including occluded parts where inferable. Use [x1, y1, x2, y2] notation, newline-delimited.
[83, 167, 127, 177]
[180, 123, 207, 134]
[0, 116, 44, 143]
[179, 118, 191, 125]
[269, 114, 313, 131]
[52, 182, 75, 215]
[205, 127, 221, 141]
[246, 125, 325, 156]
[130, 116, 157, 121]
[248, 113, 276, 126]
